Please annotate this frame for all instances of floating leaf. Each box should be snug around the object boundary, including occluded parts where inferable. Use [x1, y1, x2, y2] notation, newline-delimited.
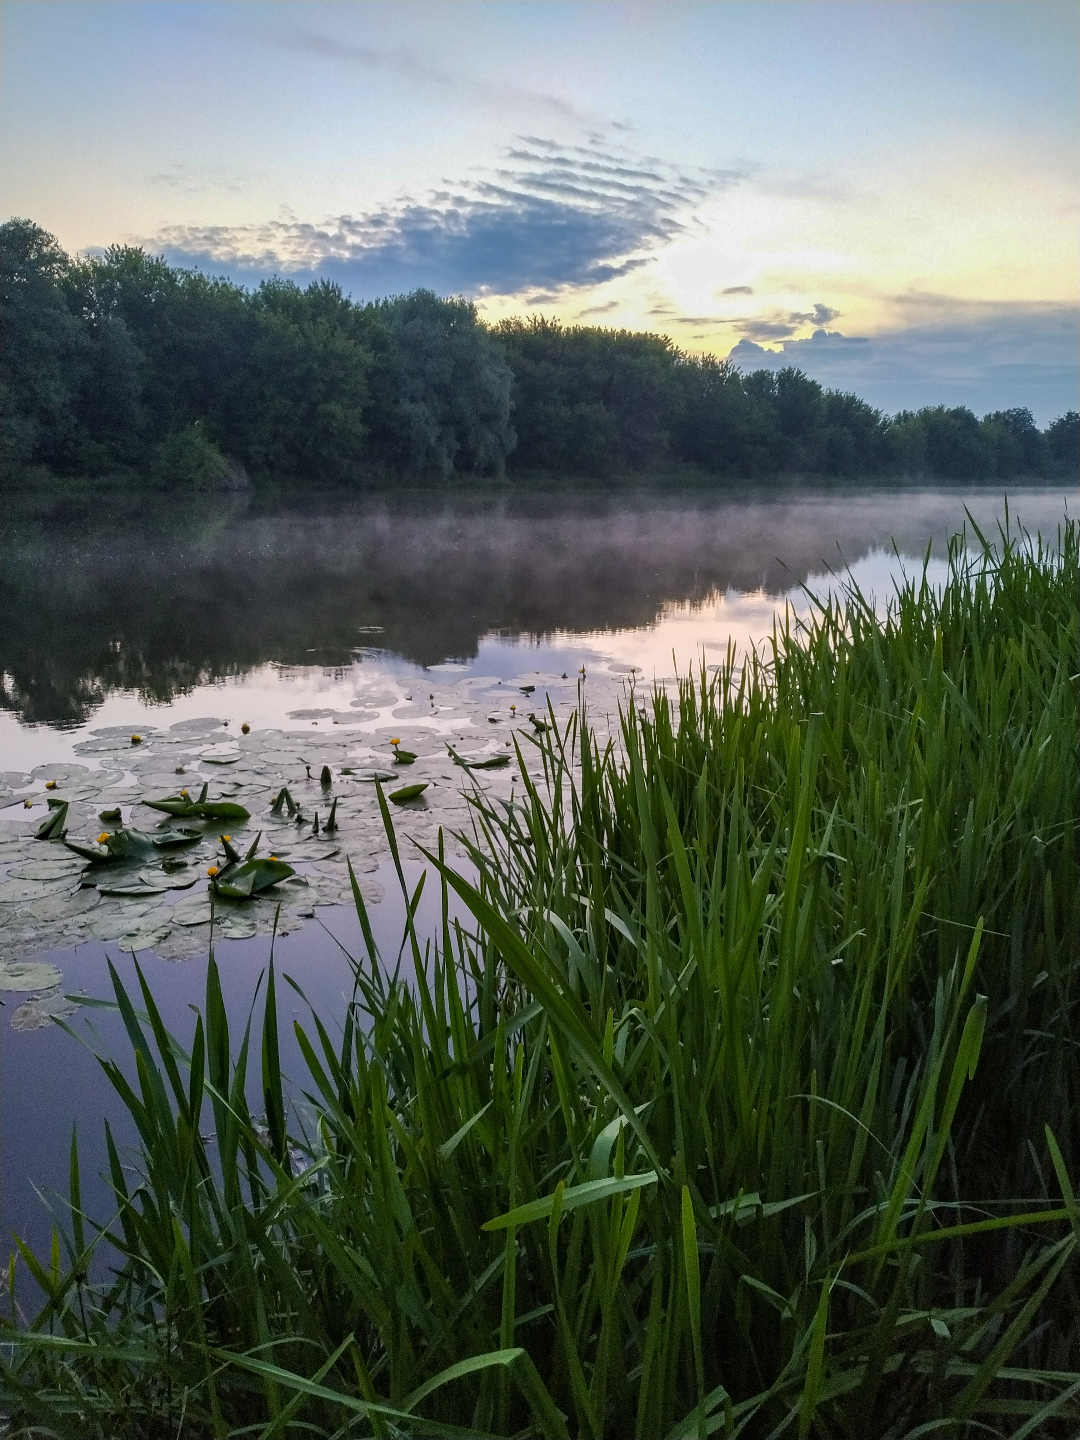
[7, 857, 85, 881]
[202, 755, 240, 766]
[35, 801, 68, 840]
[389, 783, 428, 805]
[142, 793, 251, 821]
[211, 857, 296, 900]
[392, 750, 417, 765]
[11, 990, 82, 1031]
[0, 958, 64, 993]
[115, 924, 171, 954]
[447, 745, 511, 770]
[98, 872, 199, 897]
[98, 807, 122, 822]
[66, 827, 200, 866]
[0, 876, 76, 903]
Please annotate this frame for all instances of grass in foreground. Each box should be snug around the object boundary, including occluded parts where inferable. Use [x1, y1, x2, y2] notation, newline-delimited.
[1, 521, 1078, 1438]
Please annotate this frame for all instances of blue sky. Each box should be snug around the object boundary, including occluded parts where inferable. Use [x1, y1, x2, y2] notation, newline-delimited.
[2, 0, 1077, 420]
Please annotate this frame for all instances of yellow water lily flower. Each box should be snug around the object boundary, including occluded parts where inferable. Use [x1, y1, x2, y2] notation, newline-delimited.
[179, 789, 190, 798]
[23, 799, 32, 808]
[391, 737, 401, 746]
[222, 834, 231, 842]
[45, 780, 57, 790]
[131, 734, 142, 744]
[207, 865, 220, 877]
[97, 832, 110, 844]
[241, 722, 250, 734]
[268, 854, 277, 860]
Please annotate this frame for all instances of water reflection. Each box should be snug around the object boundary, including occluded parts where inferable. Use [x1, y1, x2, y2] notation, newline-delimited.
[1, 481, 1069, 729]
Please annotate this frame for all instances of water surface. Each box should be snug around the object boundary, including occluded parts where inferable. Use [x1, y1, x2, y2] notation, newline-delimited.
[0, 479, 1070, 1255]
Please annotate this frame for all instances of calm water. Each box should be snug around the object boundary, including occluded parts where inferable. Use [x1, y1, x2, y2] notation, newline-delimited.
[0, 478, 1071, 1256]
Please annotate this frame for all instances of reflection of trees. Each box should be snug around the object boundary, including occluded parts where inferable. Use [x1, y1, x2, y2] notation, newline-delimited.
[0, 482, 1059, 728]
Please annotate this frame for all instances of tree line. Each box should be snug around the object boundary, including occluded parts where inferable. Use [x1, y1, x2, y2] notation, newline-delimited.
[3, 217, 1076, 485]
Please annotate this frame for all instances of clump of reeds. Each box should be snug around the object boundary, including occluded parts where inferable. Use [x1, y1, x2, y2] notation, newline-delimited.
[2, 522, 1078, 1438]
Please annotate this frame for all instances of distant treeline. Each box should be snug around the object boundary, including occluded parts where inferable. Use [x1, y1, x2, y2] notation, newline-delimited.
[3, 217, 1077, 485]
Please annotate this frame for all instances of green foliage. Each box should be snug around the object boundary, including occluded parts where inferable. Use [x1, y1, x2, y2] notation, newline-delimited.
[1, 215, 1076, 484]
[149, 423, 232, 488]
[2, 523, 1078, 1436]
[0, 218, 85, 468]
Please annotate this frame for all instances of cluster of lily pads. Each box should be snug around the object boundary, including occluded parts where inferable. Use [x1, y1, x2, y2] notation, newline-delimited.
[0, 666, 626, 1028]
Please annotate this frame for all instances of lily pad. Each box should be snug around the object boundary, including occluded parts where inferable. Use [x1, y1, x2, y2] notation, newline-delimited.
[11, 990, 82, 1031]
[7, 857, 86, 881]
[98, 869, 199, 897]
[447, 745, 511, 770]
[389, 783, 428, 805]
[0, 958, 64, 992]
[35, 800, 69, 840]
[115, 924, 172, 954]
[142, 793, 251, 821]
[211, 856, 295, 900]
[215, 913, 258, 940]
[65, 827, 201, 866]
[392, 750, 417, 765]
[0, 876, 75, 904]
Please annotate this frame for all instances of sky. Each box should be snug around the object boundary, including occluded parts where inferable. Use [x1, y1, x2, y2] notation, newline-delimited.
[2, 0, 1077, 421]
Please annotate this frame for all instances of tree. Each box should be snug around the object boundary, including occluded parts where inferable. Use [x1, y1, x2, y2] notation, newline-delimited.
[0, 218, 83, 469]
[370, 292, 515, 479]
[1044, 411, 1078, 479]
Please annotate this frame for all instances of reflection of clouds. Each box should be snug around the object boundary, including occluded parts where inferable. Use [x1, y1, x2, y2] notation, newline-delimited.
[554, 549, 955, 682]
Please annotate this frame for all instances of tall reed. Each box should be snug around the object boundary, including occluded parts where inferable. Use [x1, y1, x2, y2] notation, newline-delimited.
[2, 522, 1077, 1438]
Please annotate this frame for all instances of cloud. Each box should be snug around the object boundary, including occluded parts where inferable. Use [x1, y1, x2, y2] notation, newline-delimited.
[732, 302, 841, 342]
[150, 163, 263, 196]
[577, 299, 621, 316]
[277, 29, 591, 124]
[727, 298, 1079, 425]
[721, 285, 754, 295]
[150, 138, 746, 301]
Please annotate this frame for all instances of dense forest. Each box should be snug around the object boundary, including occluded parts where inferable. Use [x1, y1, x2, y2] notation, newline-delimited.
[2, 217, 1076, 485]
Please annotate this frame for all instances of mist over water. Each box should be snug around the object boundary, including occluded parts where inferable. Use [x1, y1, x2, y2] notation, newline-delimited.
[0, 479, 1071, 1257]
[2, 481, 1070, 731]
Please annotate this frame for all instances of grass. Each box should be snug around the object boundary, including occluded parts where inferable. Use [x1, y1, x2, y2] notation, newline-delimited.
[1, 519, 1078, 1438]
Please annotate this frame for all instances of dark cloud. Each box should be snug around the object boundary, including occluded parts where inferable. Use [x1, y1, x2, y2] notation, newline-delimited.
[734, 302, 842, 342]
[727, 300, 1079, 425]
[152, 138, 746, 301]
[721, 285, 754, 295]
[577, 299, 621, 316]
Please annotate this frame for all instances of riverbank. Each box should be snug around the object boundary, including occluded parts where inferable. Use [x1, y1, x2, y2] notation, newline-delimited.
[2, 522, 1078, 1437]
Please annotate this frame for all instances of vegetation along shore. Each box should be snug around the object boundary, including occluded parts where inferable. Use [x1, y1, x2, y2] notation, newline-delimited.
[3, 218, 1077, 489]
[2, 520, 1077, 1436]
